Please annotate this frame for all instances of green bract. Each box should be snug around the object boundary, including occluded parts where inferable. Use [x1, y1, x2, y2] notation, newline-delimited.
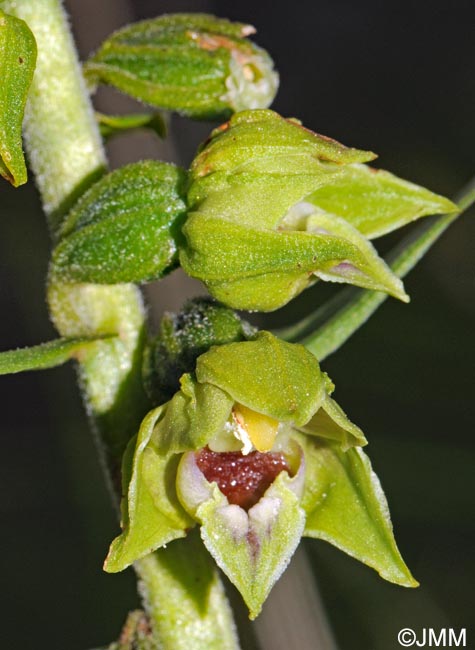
[84, 14, 278, 120]
[49, 161, 187, 284]
[105, 332, 416, 618]
[0, 335, 115, 375]
[181, 109, 456, 311]
[0, 9, 37, 186]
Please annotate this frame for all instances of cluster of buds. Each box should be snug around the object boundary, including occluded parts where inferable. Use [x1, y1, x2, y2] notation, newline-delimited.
[105, 304, 416, 618]
[48, 112, 455, 300]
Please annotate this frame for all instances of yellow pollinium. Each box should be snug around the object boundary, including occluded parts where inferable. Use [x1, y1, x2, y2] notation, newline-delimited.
[233, 403, 280, 452]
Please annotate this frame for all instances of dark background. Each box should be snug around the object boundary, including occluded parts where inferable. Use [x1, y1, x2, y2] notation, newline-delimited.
[0, 1, 474, 648]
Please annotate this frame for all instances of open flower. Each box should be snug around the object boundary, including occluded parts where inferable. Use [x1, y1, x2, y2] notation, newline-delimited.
[105, 332, 417, 618]
[180, 109, 456, 311]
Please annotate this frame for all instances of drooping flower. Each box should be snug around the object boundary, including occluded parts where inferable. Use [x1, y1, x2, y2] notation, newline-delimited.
[105, 330, 417, 618]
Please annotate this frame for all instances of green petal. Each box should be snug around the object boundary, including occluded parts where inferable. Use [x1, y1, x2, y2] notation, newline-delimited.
[0, 10, 37, 186]
[51, 161, 187, 284]
[178, 452, 305, 619]
[306, 163, 458, 239]
[0, 336, 114, 375]
[152, 374, 234, 455]
[84, 15, 277, 120]
[299, 435, 418, 587]
[299, 393, 367, 449]
[196, 331, 325, 426]
[104, 406, 193, 573]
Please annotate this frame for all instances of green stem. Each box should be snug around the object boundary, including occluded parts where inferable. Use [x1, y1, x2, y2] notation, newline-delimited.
[136, 532, 240, 650]
[4, 1, 240, 648]
[276, 177, 475, 361]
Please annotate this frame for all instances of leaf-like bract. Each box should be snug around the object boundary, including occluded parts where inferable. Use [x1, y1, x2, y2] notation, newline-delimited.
[0, 336, 114, 375]
[0, 10, 36, 186]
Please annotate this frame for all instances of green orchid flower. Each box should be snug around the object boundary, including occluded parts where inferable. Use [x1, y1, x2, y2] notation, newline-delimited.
[105, 331, 417, 618]
[180, 109, 456, 311]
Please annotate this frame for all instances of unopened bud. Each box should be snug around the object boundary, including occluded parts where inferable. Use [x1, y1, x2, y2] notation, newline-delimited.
[84, 14, 278, 120]
[181, 110, 412, 310]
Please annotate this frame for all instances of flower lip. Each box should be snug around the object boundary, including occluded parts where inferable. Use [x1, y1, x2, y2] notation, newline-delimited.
[196, 447, 291, 510]
[177, 439, 305, 515]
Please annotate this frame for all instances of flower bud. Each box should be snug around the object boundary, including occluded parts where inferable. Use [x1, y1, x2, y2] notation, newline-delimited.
[181, 109, 455, 311]
[84, 14, 278, 120]
[50, 161, 187, 284]
[142, 297, 255, 405]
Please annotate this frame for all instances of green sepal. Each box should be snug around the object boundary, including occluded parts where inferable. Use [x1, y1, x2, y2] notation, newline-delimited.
[305, 163, 458, 239]
[299, 434, 418, 587]
[152, 374, 234, 455]
[191, 110, 375, 180]
[178, 452, 305, 619]
[0, 336, 115, 375]
[196, 331, 325, 426]
[181, 212, 406, 311]
[96, 111, 167, 139]
[287, 194, 464, 363]
[104, 406, 193, 573]
[283, 208, 408, 301]
[84, 14, 278, 120]
[299, 393, 367, 449]
[143, 297, 255, 406]
[50, 161, 187, 284]
[188, 110, 374, 227]
[0, 9, 37, 186]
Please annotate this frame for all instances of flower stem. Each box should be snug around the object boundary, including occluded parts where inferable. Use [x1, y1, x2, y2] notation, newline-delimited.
[3, 1, 240, 647]
[137, 532, 240, 650]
